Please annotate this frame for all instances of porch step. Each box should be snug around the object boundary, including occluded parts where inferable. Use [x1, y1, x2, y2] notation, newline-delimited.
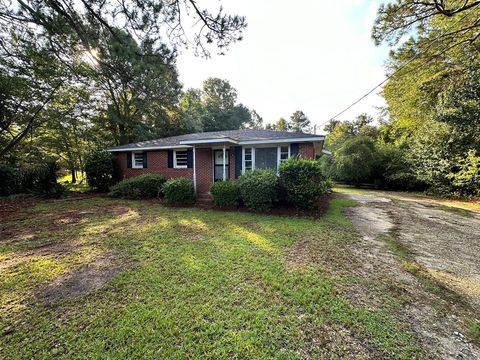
[196, 193, 213, 207]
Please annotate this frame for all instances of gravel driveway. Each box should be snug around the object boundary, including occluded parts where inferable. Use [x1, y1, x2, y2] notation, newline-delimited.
[341, 191, 480, 359]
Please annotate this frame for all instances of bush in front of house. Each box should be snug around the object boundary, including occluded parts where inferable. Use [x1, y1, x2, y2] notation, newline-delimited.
[109, 173, 167, 198]
[0, 164, 20, 196]
[210, 180, 240, 208]
[279, 157, 328, 210]
[85, 150, 116, 192]
[239, 169, 278, 212]
[163, 177, 196, 206]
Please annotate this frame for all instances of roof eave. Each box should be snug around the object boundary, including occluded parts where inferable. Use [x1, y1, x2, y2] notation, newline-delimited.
[238, 136, 324, 145]
[107, 145, 192, 152]
[178, 137, 239, 145]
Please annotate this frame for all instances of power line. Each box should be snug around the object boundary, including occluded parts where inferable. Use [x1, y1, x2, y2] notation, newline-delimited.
[318, 10, 475, 129]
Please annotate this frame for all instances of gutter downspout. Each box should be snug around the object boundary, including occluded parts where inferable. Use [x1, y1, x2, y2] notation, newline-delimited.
[222, 144, 226, 181]
[193, 146, 197, 192]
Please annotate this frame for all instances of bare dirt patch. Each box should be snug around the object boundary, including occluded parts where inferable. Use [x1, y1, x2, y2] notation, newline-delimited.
[37, 252, 127, 303]
[301, 323, 381, 359]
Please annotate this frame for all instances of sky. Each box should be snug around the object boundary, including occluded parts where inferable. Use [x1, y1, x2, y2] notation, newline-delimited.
[176, 0, 391, 132]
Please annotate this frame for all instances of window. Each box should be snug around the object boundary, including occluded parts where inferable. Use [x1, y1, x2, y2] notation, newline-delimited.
[174, 150, 188, 168]
[242, 145, 291, 173]
[244, 148, 253, 172]
[255, 147, 277, 169]
[279, 146, 289, 163]
[132, 152, 144, 168]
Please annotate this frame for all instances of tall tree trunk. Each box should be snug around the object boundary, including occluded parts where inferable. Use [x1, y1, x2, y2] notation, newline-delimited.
[71, 168, 77, 184]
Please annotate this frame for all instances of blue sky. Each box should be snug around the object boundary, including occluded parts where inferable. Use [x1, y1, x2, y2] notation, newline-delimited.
[176, 0, 390, 131]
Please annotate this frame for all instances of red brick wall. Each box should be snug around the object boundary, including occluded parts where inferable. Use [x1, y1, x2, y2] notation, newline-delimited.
[115, 148, 231, 195]
[115, 150, 192, 180]
[114, 143, 316, 194]
[299, 143, 315, 159]
[195, 147, 212, 194]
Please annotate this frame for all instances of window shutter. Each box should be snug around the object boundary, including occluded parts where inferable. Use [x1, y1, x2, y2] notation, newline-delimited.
[235, 146, 242, 178]
[290, 143, 299, 157]
[167, 150, 174, 168]
[127, 152, 132, 168]
[143, 152, 148, 168]
[187, 149, 193, 168]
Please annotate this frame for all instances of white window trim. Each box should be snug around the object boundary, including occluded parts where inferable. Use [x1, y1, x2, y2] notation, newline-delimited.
[277, 145, 291, 169]
[173, 149, 188, 169]
[132, 151, 144, 169]
[242, 145, 290, 174]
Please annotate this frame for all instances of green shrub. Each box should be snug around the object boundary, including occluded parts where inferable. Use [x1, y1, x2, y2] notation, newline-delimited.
[279, 158, 327, 210]
[0, 162, 64, 197]
[239, 169, 278, 212]
[210, 181, 240, 208]
[163, 178, 196, 206]
[0, 164, 20, 196]
[85, 150, 116, 191]
[34, 162, 65, 198]
[109, 173, 167, 198]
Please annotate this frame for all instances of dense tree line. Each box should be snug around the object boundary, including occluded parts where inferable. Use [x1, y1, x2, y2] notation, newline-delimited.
[323, 1, 480, 197]
[0, 0, 248, 181]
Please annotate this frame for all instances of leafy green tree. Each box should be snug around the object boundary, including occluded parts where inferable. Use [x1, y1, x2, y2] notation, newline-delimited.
[198, 78, 252, 131]
[0, 35, 68, 159]
[179, 89, 205, 132]
[242, 110, 263, 129]
[331, 136, 377, 185]
[290, 111, 311, 133]
[94, 31, 182, 145]
[268, 117, 290, 131]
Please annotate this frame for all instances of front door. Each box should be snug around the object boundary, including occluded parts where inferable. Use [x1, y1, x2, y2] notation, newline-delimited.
[214, 150, 229, 181]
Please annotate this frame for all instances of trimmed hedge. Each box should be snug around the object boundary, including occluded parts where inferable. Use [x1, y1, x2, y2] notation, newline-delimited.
[85, 150, 116, 192]
[239, 169, 278, 212]
[279, 157, 327, 210]
[163, 178, 196, 206]
[109, 173, 167, 198]
[210, 181, 240, 208]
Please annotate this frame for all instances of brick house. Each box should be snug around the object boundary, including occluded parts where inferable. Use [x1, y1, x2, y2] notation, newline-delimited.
[107, 129, 325, 195]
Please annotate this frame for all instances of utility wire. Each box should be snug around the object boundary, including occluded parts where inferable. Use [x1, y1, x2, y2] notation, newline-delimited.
[318, 10, 475, 130]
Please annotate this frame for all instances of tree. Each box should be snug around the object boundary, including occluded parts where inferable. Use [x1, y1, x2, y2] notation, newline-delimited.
[197, 78, 252, 131]
[272, 117, 290, 131]
[242, 110, 263, 129]
[93, 31, 182, 145]
[0, 0, 247, 159]
[372, 0, 480, 50]
[179, 89, 205, 133]
[290, 111, 311, 133]
[331, 136, 378, 185]
[0, 34, 69, 158]
[0, 0, 247, 59]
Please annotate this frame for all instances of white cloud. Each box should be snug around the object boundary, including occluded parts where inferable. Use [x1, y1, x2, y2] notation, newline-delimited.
[176, 0, 390, 130]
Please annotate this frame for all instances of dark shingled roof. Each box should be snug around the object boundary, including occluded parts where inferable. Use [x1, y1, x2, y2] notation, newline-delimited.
[107, 129, 324, 151]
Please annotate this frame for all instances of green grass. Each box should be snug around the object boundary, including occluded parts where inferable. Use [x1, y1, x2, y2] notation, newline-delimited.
[437, 205, 473, 217]
[58, 172, 90, 192]
[0, 197, 422, 359]
[469, 321, 480, 342]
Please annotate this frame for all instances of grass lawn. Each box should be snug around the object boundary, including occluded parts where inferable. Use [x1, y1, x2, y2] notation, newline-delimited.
[0, 196, 423, 359]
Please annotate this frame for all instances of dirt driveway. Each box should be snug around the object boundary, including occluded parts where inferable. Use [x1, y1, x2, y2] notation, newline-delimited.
[341, 191, 480, 359]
